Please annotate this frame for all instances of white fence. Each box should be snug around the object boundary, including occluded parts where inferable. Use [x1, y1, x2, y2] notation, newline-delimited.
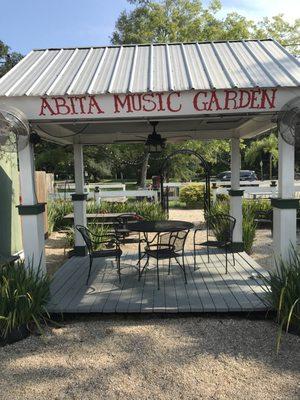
[49, 189, 158, 202]
[212, 183, 300, 203]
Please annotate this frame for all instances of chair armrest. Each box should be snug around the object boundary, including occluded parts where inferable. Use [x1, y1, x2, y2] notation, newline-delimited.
[146, 243, 175, 251]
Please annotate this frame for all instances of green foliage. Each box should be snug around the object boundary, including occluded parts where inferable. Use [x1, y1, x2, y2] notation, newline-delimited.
[245, 133, 278, 179]
[47, 200, 73, 233]
[0, 260, 50, 338]
[262, 247, 300, 352]
[112, 0, 299, 52]
[179, 183, 205, 208]
[208, 198, 267, 254]
[48, 200, 166, 234]
[0, 40, 23, 78]
[242, 217, 257, 254]
[87, 200, 167, 221]
[65, 223, 110, 250]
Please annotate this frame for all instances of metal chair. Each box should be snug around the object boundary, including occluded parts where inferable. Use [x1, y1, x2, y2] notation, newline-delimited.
[140, 229, 190, 290]
[76, 225, 122, 285]
[254, 209, 273, 236]
[115, 213, 144, 245]
[193, 213, 236, 273]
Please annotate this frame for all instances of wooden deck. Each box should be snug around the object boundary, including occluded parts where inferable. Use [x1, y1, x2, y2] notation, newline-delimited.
[48, 249, 270, 314]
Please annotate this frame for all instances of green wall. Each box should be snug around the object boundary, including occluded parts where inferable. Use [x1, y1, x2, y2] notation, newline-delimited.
[0, 152, 22, 256]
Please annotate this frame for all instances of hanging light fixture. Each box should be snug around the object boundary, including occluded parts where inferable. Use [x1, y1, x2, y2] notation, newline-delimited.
[145, 121, 166, 154]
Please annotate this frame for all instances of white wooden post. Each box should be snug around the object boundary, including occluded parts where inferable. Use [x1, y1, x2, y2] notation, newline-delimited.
[229, 138, 244, 250]
[272, 135, 298, 261]
[72, 144, 87, 256]
[17, 143, 46, 272]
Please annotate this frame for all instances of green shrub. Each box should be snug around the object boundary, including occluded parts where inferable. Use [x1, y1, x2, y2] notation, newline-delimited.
[216, 193, 229, 202]
[48, 200, 166, 234]
[208, 199, 257, 254]
[48, 200, 73, 233]
[86, 200, 166, 221]
[242, 216, 257, 254]
[262, 247, 300, 352]
[179, 183, 205, 208]
[66, 223, 110, 250]
[242, 198, 271, 218]
[0, 260, 50, 338]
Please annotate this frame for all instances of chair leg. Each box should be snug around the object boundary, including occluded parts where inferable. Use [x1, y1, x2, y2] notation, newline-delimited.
[86, 255, 93, 285]
[193, 244, 196, 270]
[207, 245, 210, 263]
[139, 256, 149, 281]
[232, 249, 235, 266]
[117, 255, 121, 283]
[182, 255, 187, 284]
[168, 259, 171, 275]
[225, 245, 228, 274]
[156, 258, 160, 290]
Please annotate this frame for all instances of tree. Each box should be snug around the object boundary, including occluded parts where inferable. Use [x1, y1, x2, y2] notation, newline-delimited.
[0, 41, 23, 78]
[111, 1, 299, 48]
[244, 133, 278, 179]
[111, 0, 299, 181]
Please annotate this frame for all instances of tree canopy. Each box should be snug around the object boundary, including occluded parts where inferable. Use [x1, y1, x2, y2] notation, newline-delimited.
[112, 0, 299, 54]
[0, 41, 23, 78]
[110, 0, 299, 182]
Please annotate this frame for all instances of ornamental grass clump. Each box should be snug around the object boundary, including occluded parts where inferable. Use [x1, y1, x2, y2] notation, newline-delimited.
[87, 200, 166, 221]
[262, 247, 300, 352]
[208, 199, 257, 254]
[47, 200, 73, 233]
[0, 260, 50, 340]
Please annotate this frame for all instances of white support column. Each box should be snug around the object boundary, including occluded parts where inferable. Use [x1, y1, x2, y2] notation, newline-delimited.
[18, 143, 45, 272]
[272, 135, 298, 261]
[72, 144, 87, 256]
[229, 138, 243, 250]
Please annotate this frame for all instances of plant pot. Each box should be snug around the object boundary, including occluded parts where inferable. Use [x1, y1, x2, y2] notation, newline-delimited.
[0, 324, 29, 346]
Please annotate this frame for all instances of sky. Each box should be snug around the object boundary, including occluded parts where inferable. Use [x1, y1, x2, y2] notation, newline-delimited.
[0, 0, 299, 55]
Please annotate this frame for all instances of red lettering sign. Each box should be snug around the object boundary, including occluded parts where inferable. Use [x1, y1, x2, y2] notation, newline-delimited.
[38, 88, 278, 118]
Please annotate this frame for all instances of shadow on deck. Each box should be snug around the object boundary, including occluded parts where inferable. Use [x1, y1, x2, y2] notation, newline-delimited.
[47, 249, 270, 314]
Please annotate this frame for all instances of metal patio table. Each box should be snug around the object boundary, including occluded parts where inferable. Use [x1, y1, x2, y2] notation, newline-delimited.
[127, 220, 194, 289]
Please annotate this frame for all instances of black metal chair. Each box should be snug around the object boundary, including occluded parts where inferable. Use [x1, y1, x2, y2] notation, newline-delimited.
[115, 213, 144, 244]
[193, 213, 236, 273]
[140, 229, 190, 290]
[76, 225, 122, 285]
[254, 209, 273, 235]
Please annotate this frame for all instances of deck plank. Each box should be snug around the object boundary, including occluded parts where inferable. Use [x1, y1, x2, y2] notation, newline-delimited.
[48, 249, 270, 314]
[184, 253, 216, 312]
[210, 250, 259, 311]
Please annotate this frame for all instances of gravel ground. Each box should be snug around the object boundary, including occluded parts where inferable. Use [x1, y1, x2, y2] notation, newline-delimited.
[0, 317, 299, 400]
[3, 210, 299, 399]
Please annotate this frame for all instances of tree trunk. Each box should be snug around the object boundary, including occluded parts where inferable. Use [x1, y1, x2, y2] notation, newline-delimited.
[138, 152, 150, 188]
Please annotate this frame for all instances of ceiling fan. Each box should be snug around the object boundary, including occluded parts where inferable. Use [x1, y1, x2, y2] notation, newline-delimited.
[114, 121, 192, 146]
[277, 97, 300, 147]
[0, 105, 32, 152]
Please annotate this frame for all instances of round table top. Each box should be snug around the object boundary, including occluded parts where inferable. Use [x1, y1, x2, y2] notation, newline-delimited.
[126, 220, 194, 233]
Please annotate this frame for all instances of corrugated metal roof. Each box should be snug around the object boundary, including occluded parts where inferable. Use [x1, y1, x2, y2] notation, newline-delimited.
[0, 39, 299, 97]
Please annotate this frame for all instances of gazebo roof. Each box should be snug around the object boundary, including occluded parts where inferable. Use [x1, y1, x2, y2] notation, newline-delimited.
[0, 39, 299, 145]
[0, 39, 299, 97]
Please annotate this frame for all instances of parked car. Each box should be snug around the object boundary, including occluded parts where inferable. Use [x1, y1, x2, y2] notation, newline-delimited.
[217, 170, 258, 181]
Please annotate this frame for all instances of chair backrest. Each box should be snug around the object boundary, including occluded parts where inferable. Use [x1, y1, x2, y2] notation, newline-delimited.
[116, 213, 144, 229]
[207, 213, 236, 243]
[76, 225, 93, 253]
[170, 229, 190, 252]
